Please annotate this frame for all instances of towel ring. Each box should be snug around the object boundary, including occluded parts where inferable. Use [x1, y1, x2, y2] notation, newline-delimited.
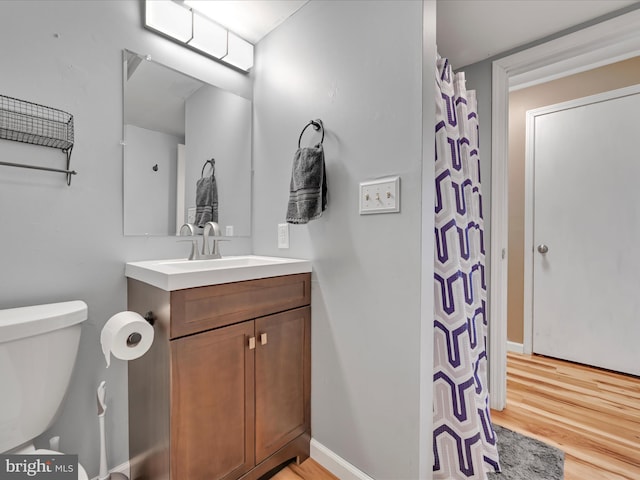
[201, 158, 215, 177]
[298, 119, 324, 148]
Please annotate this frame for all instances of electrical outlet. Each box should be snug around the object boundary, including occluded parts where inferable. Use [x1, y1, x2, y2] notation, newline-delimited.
[278, 223, 289, 249]
[359, 176, 400, 214]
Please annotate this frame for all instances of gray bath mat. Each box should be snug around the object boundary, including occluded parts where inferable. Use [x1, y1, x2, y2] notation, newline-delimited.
[487, 424, 564, 480]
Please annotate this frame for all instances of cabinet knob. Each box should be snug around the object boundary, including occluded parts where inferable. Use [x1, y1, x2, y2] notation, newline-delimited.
[248, 336, 256, 350]
[260, 333, 268, 345]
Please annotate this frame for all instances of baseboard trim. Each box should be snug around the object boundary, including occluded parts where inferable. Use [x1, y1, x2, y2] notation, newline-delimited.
[310, 439, 374, 480]
[507, 341, 524, 354]
[90, 460, 130, 480]
[113, 443, 367, 480]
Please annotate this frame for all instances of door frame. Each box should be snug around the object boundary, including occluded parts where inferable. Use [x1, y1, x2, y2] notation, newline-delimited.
[489, 8, 640, 410]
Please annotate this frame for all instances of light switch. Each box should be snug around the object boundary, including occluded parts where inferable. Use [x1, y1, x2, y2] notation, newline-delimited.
[359, 176, 400, 214]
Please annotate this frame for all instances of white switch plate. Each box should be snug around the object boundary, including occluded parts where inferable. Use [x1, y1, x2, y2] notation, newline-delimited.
[359, 176, 400, 214]
[187, 207, 196, 224]
[225, 225, 234, 236]
[278, 223, 290, 249]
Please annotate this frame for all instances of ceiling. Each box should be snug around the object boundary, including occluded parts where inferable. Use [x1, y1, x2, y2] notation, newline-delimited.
[184, 0, 309, 44]
[125, 51, 204, 138]
[436, 0, 639, 68]
[202, 1, 637, 69]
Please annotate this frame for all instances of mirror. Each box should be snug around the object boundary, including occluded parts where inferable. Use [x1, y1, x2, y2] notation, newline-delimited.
[123, 50, 252, 236]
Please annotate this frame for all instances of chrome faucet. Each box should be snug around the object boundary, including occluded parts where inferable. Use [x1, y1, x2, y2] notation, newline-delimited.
[202, 221, 222, 259]
[178, 222, 226, 260]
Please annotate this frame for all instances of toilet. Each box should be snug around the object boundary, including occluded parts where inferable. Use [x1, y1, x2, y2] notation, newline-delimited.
[0, 301, 89, 480]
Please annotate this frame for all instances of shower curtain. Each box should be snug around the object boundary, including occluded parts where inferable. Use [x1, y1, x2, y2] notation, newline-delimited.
[433, 56, 500, 479]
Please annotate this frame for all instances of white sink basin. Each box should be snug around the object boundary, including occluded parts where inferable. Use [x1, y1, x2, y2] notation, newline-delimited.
[125, 255, 312, 291]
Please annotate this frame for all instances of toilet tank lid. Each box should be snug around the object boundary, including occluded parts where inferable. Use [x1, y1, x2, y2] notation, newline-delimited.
[0, 300, 88, 344]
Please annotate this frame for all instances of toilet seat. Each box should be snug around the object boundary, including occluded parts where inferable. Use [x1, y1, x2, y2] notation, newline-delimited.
[33, 448, 89, 480]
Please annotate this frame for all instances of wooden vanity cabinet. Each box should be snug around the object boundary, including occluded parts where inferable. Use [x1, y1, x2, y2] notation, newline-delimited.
[128, 273, 311, 480]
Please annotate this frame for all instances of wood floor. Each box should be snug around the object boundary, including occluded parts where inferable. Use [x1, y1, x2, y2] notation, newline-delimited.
[491, 352, 640, 480]
[271, 458, 337, 480]
[272, 352, 640, 480]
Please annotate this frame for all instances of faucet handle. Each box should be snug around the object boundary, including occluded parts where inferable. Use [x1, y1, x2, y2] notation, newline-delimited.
[177, 224, 199, 260]
[203, 221, 221, 236]
[179, 223, 196, 236]
[202, 222, 222, 256]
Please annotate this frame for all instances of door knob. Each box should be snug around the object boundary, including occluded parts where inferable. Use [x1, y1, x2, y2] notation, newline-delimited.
[537, 244, 549, 254]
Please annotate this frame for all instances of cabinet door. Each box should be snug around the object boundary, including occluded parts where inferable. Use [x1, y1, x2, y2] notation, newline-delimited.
[255, 307, 311, 463]
[171, 321, 255, 480]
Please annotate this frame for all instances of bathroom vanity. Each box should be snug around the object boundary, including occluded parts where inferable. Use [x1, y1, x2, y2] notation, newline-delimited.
[125, 256, 312, 480]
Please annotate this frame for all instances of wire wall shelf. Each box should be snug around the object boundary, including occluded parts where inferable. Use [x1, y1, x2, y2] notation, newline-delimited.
[0, 94, 76, 185]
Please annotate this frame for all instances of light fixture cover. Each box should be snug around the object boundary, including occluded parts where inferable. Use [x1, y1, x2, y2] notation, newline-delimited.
[224, 32, 254, 71]
[145, 0, 193, 43]
[189, 12, 227, 58]
[145, 0, 253, 72]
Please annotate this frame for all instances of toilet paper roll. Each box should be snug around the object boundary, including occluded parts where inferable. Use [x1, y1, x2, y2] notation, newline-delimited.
[100, 311, 154, 367]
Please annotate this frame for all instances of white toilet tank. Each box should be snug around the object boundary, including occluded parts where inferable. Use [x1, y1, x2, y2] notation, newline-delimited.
[0, 300, 88, 453]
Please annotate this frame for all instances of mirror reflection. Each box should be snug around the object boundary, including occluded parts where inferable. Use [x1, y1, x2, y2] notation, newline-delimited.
[123, 50, 252, 236]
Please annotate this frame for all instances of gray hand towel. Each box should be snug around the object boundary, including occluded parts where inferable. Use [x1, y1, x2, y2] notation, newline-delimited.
[195, 163, 218, 227]
[286, 144, 327, 224]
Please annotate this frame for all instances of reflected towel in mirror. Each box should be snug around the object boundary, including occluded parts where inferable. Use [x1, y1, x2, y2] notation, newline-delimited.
[195, 160, 218, 227]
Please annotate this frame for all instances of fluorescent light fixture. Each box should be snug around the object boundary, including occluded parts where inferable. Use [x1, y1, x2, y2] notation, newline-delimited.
[145, 0, 193, 43]
[223, 32, 254, 71]
[184, 0, 246, 39]
[188, 12, 227, 58]
[144, 0, 254, 72]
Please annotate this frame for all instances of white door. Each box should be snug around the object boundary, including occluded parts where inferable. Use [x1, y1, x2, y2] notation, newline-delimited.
[527, 85, 640, 376]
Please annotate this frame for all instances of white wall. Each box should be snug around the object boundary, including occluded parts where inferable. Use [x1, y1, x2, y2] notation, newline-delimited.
[124, 124, 180, 236]
[0, 1, 251, 477]
[185, 85, 252, 236]
[253, 1, 434, 477]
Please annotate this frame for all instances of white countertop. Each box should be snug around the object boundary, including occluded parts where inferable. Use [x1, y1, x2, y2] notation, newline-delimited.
[125, 255, 312, 291]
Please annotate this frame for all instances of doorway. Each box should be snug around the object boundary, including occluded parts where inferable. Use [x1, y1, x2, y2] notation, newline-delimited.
[488, 9, 640, 409]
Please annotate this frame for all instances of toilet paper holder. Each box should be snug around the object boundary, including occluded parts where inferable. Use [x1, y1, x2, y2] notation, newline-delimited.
[143, 311, 155, 325]
[126, 311, 154, 348]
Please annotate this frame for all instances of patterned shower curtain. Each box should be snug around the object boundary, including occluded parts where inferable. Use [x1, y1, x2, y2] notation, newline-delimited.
[433, 56, 500, 479]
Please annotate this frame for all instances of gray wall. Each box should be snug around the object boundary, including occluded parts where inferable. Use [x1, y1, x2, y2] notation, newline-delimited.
[185, 85, 252, 236]
[123, 124, 180, 236]
[253, 1, 433, 477]
[0, 1, 250, 477]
